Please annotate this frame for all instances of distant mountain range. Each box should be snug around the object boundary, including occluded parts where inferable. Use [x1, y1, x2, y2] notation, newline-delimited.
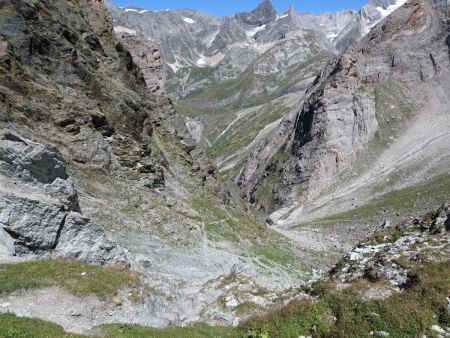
[107, 0, 408, 98]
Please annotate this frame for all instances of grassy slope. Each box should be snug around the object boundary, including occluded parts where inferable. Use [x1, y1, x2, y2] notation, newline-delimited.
[191, 193, 306, 274]
[243, 262, 450, 337]
[0, 313, 81, 338]
[0, 211, 448, 337]
[294, 174, 450, 231]
[1, 260, 448, 337]
[0, 260, 142, 300]
[206, 102, 289, 161]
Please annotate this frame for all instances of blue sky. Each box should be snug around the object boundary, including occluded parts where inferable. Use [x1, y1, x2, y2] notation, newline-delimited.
[111, 0, 368, 16]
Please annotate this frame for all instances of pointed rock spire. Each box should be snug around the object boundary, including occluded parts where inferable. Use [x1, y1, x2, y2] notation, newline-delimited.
[236, 0, 277, 26]
[286, 4, 296, 15]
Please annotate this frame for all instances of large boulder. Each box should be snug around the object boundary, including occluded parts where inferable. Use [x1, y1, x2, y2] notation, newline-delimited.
[0, 194, 65, 253]
[0, 129, 129, 266]
[55, 212, 128, 265]
[0, 130, 67, 184]
[0, 130, 80, 211]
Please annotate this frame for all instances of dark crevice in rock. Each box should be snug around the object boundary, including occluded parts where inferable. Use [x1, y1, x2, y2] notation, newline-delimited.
[52, 212, 67, 250]
[62, 29, 79, 44]
[90, 113, 114, 136]
[429, 52, 438, 74]
[84, 33, 105, 55]
[292, 101, 319, 152]
[446, 35, 450, 59]
[1, 130, 27, 144]
[3, 226, 38, 253]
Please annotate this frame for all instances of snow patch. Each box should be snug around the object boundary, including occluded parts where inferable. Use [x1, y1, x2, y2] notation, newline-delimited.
[245, 24, 267, 38]
[276, 13, 289, 21]
[377, 0, 408, 18]
[167, 59, 183, 73]
[183, 17, 196, 24]
[124, 8, 148, 14]
[327, 32, 339, 39]
[113, 26, 137, 35]
[363, 0, 408, 34]
[195, 53, 224, 67]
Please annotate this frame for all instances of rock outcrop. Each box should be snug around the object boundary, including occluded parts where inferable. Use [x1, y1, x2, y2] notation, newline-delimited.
[0, 130, 128, 265]
[334, 204, 449, 287]
[235, 0, 450, 211]
[235, 0, 277, 26]
[116, 32, 165, 95]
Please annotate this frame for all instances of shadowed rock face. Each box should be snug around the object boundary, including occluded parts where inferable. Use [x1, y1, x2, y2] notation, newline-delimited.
[235, 0, 450, 211]
[0, 130, 68, 184]
[0, 0, 207, 264]
[0, 0, 200, 182]
[117, 33, 165, 95]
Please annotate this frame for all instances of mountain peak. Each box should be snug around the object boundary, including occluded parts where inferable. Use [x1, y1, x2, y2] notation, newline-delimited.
[285, 4, 296, 16]
[236, 0, 277, 26]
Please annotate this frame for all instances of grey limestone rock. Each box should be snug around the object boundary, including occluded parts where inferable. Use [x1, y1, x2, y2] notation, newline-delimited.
[0, 130, 80, 211]
[235, 0, 277, 26]
[54, 212, 128, 265]
[0, 193, 65, 252]
[0, 130, 67, 184]
[0, 226, 15, 256]
[0, 129, 129, 265]
[235, 0, 450, 210]
[107, 0, 410, 98]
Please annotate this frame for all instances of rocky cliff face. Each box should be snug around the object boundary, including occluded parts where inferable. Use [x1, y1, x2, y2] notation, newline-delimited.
[116, 32, 165, 95]
[235, 0, 450, 216]
[236, 0, 277, 26]
[1, 0, 449, 332]
[0, 0, 316, 326]
[106, 0, 423, 187]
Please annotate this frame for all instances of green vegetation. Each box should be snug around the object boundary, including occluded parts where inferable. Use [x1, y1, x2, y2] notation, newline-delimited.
[182, 46, 330, 111]
[295, 174, 450, 230]
[207, 103, 288, 161]
[191, 194, 304, 272]
[173, 41, 332, 169]
[0, 259, 141, 300]
[0, 4, 14, 16]
[0, 313, 80, 338]
[189, 66, 217, 83]
[252, 244, 296, 269]
[235, 301, 265, 317]
[100, 324, 238, 338]
[1, 258, 448, 337]
[239, 261, 450, 337]
[366, 224, 408, 245]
